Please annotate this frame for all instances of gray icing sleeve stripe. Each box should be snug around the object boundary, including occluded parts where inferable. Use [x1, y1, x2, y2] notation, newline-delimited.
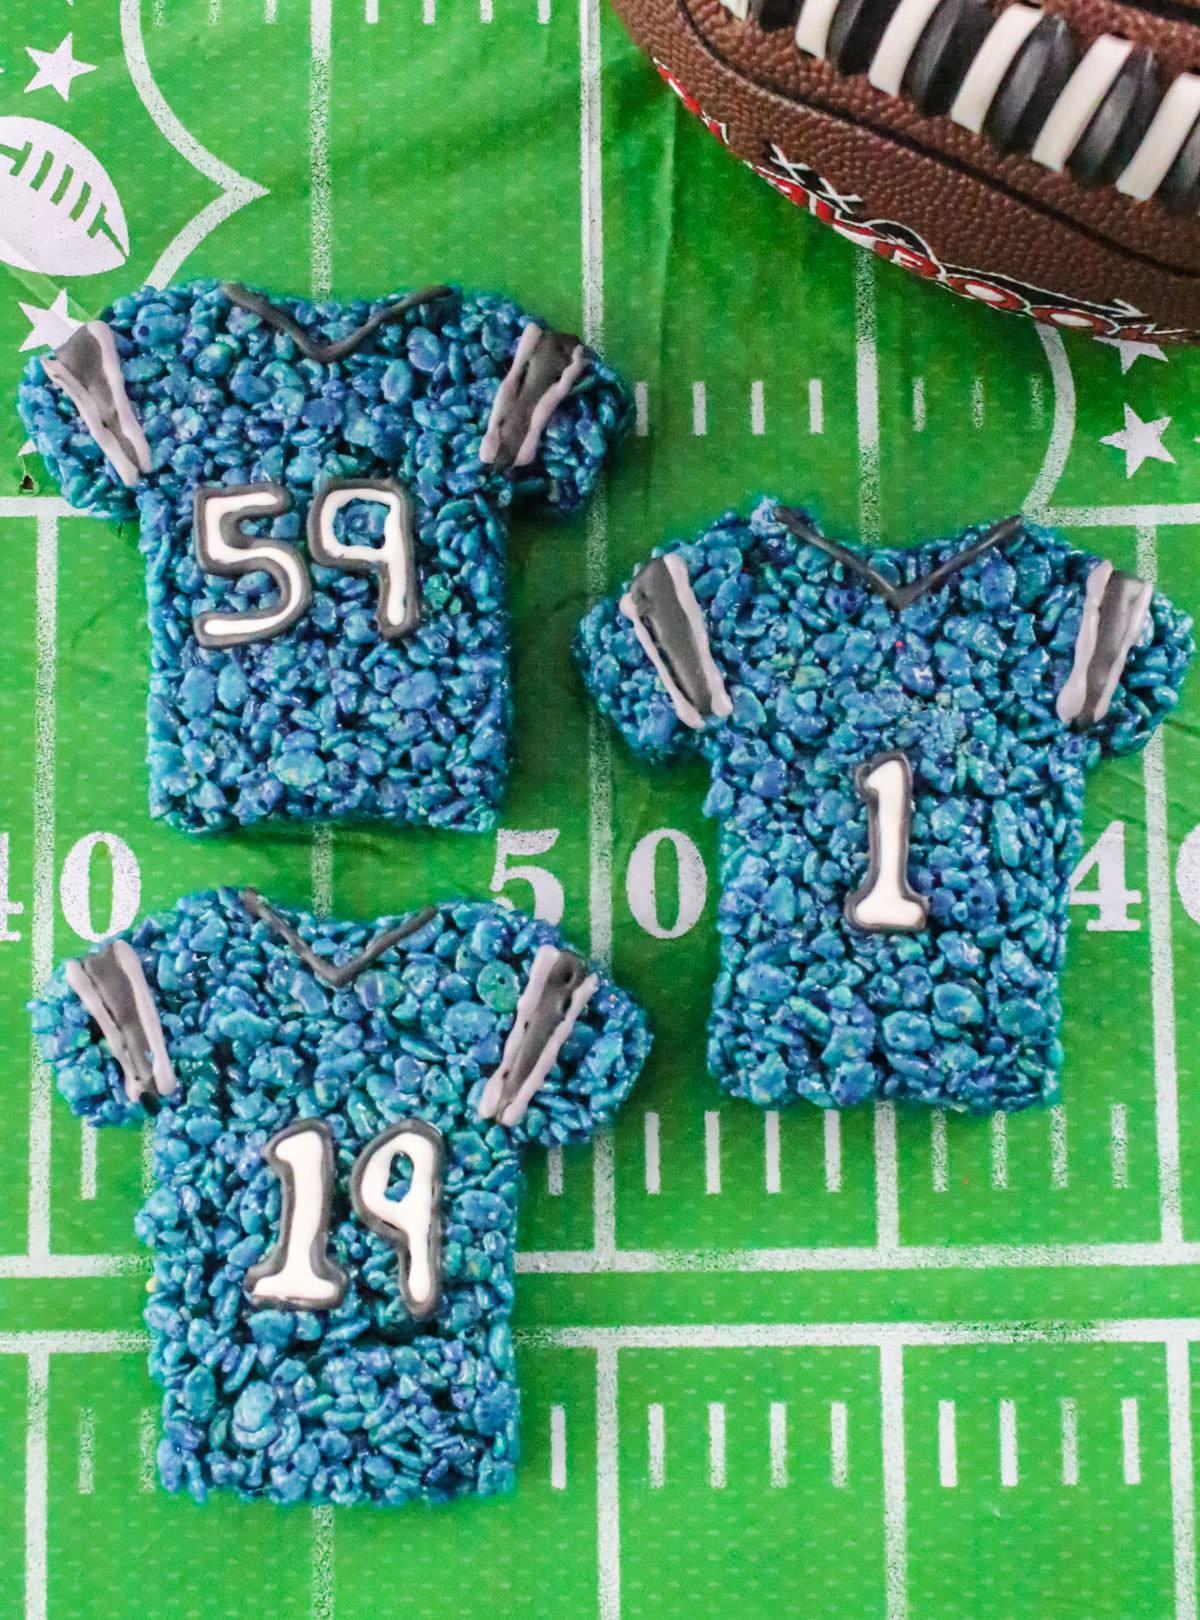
[478, 946, 600, 1127]
[1057, 562, 1154, 727]
[480, 322, 590, 470]
[42, 322, 151, 490]
[65, 940, 175, 1104]
[619, 553, 733, 731]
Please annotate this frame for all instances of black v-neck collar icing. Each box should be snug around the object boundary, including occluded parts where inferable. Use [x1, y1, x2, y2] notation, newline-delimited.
[775, 509, 1024, 610]
[240, 890, 435, 989]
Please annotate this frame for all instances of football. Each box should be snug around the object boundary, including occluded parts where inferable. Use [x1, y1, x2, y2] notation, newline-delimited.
[614, 0, 1200, 341]
[0, 116, 129, 279]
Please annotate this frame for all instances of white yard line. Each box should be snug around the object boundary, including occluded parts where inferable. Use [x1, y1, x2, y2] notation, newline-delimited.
[634, 382, 649, 436]
[79, 1125, 97, 1202]
[547, 1145, 564, 1196]
[691, 382, 707, 437]
[750, 380, 766, 436]
[550, 1404, 568, 1489]
[514, 1238, 1200, 1274]
[647, 1403, 665, 1487]
[830, 1400, 848, 1488]
[708, 1402, 726, 1488]
[704, 1112, 721, 1195]
[769, 1401, 788, 1488]
[764, 1111, 781, 1194]
[938, 1400, 957, 1488]
[77, 1407, 95, 1495]
[874, 1103, 900, 1254]
[880, 1343, 909, 1620]
[519, 1319, 1200, 1351]
[1122, 1397, 1142, 1485]
[312, 1504, 335, 1620]
[809, 377, 824, 434]
[1050, 1104, 1069, 1191]
[28, 512, 57, 1265]
[596, 1346, 621, 1620]
[855, 255, 881, 543]
[138, 1407, 157, 1493]
[643, 1112, 661, 1195]
[991, 1112, 1008, 1190]
[999, 1398, 1019, 1487]
[1138, 525, 1185, 1249]
[1111, 1103, 1130, 1190]
[1061, 1397, 1079, 1485]
[25, 1349, 49, 1620]
[310, 0, 333, 299]
[825, 1111, 842, 1192]
[1167, 1337, 1198, 1620]
[930, 1113, 948, 1193]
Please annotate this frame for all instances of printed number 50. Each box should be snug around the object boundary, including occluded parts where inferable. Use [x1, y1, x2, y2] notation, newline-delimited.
[491, 826, 709, 941]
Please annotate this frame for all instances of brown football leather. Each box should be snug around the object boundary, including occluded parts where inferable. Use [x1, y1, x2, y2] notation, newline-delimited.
[614, 0, 1200, 339]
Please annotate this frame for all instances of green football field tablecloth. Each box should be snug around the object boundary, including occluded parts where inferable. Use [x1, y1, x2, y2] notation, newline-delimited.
[3, 2, 1200, 1616]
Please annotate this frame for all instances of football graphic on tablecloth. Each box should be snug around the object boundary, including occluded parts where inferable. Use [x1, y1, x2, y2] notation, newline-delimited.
[615, 0, 1200, 341]
[0, 116, 129, 278]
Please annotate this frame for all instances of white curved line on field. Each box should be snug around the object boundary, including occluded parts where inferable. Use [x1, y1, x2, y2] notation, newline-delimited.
[120, 0, 268, 286]
[1025, 323, 1076, 520]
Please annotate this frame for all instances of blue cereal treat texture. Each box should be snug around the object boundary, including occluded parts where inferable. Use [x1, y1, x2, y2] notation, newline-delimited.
[576, 499, 1193, 1114]
[33, 889, 650, 1505]
[18, 280, 632, 834]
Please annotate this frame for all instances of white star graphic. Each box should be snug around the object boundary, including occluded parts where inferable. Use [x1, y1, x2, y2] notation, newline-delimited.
[1100, 405, 1175, 478]
[24, 34, 97, 100]
[1097, 336, 1169, 374]
[18, 290, 81, 353]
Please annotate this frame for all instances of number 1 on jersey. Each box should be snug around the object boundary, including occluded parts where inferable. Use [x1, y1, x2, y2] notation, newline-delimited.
[846, 750, 929, 933]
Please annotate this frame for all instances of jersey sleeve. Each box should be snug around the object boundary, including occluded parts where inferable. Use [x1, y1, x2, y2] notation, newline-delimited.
[1050, 548, 1194, 756]
[30, 924, 179, 1129]
[472, 912, 651, 1151]
[575, 535, 743, 763]
[470, 294, 632, 515]
[15, 279, 199, 520]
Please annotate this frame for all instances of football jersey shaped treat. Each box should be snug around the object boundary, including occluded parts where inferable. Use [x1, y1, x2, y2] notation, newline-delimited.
[32, 889, 650, 1505]
[577, 499, 1192, 1114]
[17, 280, 631, 833]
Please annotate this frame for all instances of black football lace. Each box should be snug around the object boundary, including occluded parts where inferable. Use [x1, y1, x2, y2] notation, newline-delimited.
[725, 0, 1200, 210]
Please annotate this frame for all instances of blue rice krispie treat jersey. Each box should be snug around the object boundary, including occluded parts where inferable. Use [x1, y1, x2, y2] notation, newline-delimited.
[576, 499, 1193, 1114]
[18, 279, 631, 833]
[32, 889, 650, 1505]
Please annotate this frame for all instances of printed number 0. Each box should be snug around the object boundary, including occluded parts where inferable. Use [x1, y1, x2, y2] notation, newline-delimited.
[60, 832, 141, 943]
[625, 828, 707, 940]
[1177, 825, 1200, 926]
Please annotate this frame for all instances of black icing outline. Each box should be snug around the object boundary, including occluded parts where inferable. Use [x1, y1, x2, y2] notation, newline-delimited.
[239, 890, 437, 988]
[193, 483, 312, 648]
[775, 509, 1024, 608]
[224, 283, 455, 364]
[306, 478, 422, 640]
[348, 1119, 444, 1321]
[845, 748, 930, 934]
[244, 1118, 350, 1310]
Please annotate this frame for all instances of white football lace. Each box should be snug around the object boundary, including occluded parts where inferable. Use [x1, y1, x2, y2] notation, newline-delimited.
[718, 0, 1200, 203]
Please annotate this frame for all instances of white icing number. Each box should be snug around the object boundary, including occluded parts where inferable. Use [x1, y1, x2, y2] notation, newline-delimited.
[350, 1124, 441, 1315]
[247, 1122, 348, 1308]
[194, 479, 419, 648]
[194, 485, 311, 648]
[307, 482, 419, 638]
[846, 753, 929, 932]
[248, 1118, 443, 1317]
